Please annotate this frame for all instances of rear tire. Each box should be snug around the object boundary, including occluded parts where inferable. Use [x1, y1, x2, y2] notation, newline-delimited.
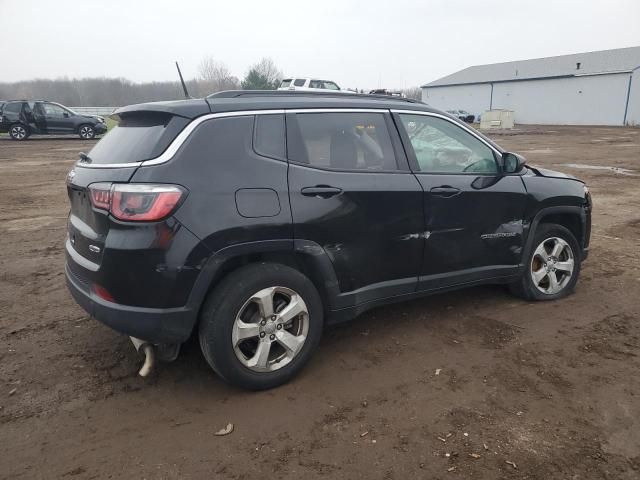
[509, 223, 581, 301]
[78, 124, 96, 139]
[199, 262, 323, 390]
[9, 123, 29, 141]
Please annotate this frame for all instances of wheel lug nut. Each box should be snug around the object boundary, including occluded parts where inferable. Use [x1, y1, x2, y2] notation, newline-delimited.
[269, 334, 275, 340]
[271, 315, 277, 321]
[260, 332, 265, 338]
[260, 320, 266, 326]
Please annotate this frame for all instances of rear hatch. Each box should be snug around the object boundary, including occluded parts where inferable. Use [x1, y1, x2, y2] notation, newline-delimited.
[66, 109, 198, 274]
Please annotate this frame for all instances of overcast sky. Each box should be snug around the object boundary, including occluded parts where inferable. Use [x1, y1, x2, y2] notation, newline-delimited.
[2, 0, 639, 89]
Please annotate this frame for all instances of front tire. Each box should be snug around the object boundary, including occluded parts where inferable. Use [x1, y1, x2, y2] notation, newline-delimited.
[78, 124, 96, 139]
[199, 263, 323, 390]
[510, 223, 581, 301]
[9, 124, 29, 141]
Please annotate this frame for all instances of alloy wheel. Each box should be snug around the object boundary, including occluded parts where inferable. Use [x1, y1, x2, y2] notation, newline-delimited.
[530, 236, 575, 294]
[11, 125, 26, 140]
[79, 126, 94, 139]
[232, 286, 309, 372]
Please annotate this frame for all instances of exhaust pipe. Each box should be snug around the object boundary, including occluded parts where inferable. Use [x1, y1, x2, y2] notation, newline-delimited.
[130, 337, 156, 377]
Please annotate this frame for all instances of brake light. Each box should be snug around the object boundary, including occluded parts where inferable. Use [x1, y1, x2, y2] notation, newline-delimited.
[88, 183, 186, 221]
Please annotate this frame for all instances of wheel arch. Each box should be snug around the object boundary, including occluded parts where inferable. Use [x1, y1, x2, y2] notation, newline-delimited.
[524, 206, 587, 264]
[185, 239, 340, 335]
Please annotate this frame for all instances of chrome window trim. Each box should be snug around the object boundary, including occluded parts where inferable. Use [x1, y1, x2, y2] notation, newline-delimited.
[75, 109, 285, 169]
[390, 109, 502, 156]
[74, 107, 420, 169]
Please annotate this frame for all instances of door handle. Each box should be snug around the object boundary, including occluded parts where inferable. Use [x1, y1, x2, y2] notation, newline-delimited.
[430, 186, 461, 197]
[301, 186, 343, 198]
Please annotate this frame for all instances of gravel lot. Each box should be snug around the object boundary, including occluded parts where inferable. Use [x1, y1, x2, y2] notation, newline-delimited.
[1, 126, 639, 479]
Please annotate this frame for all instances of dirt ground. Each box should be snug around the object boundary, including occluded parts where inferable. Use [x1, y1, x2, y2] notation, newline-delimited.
[1, 126, 639, 480]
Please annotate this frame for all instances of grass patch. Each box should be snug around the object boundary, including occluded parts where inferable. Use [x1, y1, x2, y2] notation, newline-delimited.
[105, 117, 118, 131]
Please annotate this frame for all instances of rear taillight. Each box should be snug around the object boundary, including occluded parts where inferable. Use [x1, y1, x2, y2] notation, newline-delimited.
[89, 183, 111, 210]
[88, 183, 186, 222]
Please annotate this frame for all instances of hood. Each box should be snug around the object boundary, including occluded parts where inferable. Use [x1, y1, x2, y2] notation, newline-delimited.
[84, 114, 105, 123]
[527, 165, 580, 181]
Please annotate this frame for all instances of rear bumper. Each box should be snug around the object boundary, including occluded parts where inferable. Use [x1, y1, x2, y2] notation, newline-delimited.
[65, 263, 196, 344]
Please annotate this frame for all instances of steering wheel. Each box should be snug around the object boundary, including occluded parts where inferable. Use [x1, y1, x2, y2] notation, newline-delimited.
[462, 158, 493, 173]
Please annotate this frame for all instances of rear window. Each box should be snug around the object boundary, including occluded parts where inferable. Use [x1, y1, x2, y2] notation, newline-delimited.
[280, 79, 292, 88]
[87, 112, 189, 164]
[3, 102, 23, 114]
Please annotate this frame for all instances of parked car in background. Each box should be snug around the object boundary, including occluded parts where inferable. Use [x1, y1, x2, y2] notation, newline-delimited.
[446, 109, 475, 123]
[369, 89, 405, 97]
[0, 100, 107, 140]
[278, 78, 345, 92]
[65, 90, 591, 390]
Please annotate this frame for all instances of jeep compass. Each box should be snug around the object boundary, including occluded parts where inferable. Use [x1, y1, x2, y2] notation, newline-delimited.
[65, 91, 592, 390]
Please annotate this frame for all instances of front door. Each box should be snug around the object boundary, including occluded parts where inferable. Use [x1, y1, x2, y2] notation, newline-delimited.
[394, 112, 528, 291]
[286, 110, 424, 308]
[40, 102, 75, 132]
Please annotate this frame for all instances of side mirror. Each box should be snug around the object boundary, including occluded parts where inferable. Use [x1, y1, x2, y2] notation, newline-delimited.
[63, 112, 70, 118]
[502, 152, 526, 174]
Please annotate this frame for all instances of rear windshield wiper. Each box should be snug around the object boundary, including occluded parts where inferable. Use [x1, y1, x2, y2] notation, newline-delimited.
[79, 152, 92, 164]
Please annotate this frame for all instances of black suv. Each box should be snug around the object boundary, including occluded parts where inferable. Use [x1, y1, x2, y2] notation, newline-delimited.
[65, 91, 591, 390]
[0, 100, 107, 140]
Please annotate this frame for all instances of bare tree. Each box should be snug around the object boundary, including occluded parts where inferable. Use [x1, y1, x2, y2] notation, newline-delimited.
[242, 57, 283, 90]
[197, 57, 239, 94]
[402, 86, 423, 101]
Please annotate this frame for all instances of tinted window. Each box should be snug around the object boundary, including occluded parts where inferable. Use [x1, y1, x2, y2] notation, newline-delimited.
[293, 78, 306, 87]
[3, 102, 23, 114]
[254, 114, 285, 159]
[280, 79, 292, 88]
[399, 114, 497, 174]
[288, 112, 397, 171]
[323, 81, 340, 90]
[42, 103, 67, 117]
[87, 112, 189, 164]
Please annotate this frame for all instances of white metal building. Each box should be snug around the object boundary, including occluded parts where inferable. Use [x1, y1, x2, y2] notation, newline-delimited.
[421, 46, 640, 126]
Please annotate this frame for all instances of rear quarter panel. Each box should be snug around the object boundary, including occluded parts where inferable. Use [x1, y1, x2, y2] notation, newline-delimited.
[130, 115, 293, 252]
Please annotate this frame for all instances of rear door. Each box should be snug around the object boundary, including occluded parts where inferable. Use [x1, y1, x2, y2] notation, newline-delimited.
[286, 110, 424, 307]
[393, 111, 528, 290]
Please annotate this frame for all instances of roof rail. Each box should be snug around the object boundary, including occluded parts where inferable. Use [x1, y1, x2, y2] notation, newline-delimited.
[206, 90, 423, 104]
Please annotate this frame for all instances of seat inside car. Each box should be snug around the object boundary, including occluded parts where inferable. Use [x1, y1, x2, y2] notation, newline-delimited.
[330, 130, 358, 169]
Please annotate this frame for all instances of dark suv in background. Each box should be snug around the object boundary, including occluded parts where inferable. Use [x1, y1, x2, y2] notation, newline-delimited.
[0, 100, 107, 140]
[65, 91, 591, 390]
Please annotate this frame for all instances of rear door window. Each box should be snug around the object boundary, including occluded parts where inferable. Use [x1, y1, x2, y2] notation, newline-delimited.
[86, 112, 189, 164]
[293, 79, 306, 87]
[287, 112, 398, 171]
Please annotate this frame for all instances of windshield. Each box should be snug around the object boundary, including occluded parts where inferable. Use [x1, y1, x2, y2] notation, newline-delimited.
[52, 102, 77, 115]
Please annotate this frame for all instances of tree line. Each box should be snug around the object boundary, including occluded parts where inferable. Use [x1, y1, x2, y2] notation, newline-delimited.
[0, 57, 421, 107]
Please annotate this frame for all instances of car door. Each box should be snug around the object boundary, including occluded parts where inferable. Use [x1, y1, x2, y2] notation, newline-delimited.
[40, 102, 75, 132]
[286, 110, 424, 308]
[393, 111, 528, 291]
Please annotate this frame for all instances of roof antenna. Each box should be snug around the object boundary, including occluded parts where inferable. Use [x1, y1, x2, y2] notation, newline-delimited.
[175, 61, 190, 99]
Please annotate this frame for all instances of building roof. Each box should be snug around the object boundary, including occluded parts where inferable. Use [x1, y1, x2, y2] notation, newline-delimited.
[422, 46, 640, 88]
